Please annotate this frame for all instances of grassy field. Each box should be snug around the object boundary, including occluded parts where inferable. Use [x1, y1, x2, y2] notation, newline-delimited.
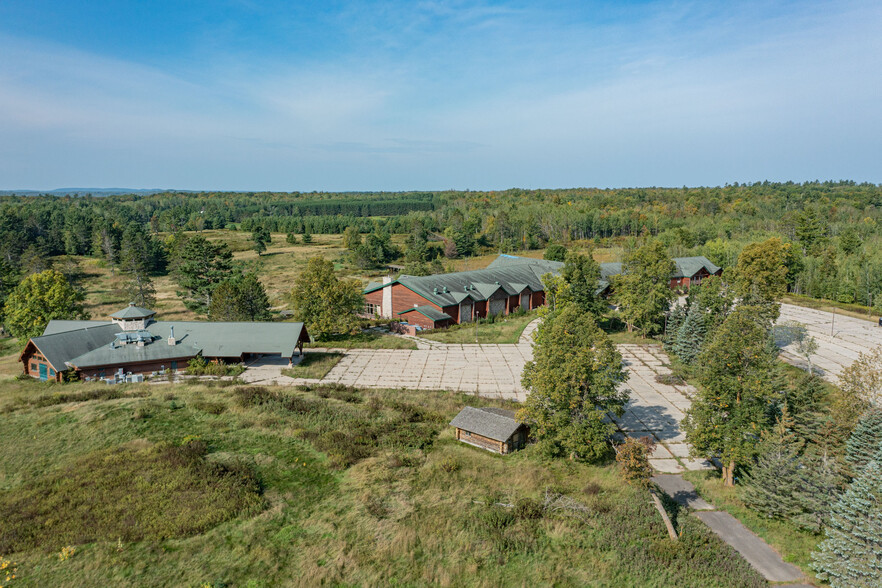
[419, 312, 537, 345]
[684, 470, 822, 577]
[282, 352, 343, 379]
[307, 330, 417, 350]
[0, 378, 766, 587]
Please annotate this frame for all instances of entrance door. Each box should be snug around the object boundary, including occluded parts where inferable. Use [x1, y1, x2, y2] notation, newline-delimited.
[38, 364, 48, 381]
[489, 297, 506, 316]
[460, 301, 473, 323]
[520, 291, 530, 310]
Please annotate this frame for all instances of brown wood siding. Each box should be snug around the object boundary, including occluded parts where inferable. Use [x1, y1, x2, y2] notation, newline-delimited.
[473, 300, 488, 319]
[443, 305, 460, 323]
[456, 428, 506, 453]
[531, 291, 545, 308]
[507, 294, 519, 313]
[399, 310, 436, 329]
[364, 290, 383, 306]
[390, 283, 442, 317]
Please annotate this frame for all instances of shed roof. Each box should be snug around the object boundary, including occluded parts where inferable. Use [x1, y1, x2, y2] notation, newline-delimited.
[110, 303, 157, 319]
[450, 406, 523, 442]
[397, 305, 452, 322]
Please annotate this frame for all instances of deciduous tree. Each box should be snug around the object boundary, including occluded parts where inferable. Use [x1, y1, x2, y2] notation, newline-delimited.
[4, 269, 88, 343]
[683, 308, 778, 486]
[517, 305, 628, 462]
[289, 257, 363, 340]
[614, 241, 675, 337]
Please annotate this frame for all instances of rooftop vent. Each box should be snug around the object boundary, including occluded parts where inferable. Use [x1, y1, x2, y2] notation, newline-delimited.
[433, 287, 438, 294]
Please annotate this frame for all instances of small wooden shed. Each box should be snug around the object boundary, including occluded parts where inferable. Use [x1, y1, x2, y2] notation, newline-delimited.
[450, 406, 528, 454]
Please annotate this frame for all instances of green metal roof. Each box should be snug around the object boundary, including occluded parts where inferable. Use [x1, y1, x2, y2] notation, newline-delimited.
[397, 305, 452, 322]
[29, 323, 122, 371]
[35, 319, 310, 371]
[110, 303, 157, 319]
[672, 256, 722, 278]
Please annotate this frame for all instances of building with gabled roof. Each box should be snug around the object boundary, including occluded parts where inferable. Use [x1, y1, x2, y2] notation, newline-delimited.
[363, 253, 722, 330]
[19, 304, 310, 382]
[450, 406, 528, 454]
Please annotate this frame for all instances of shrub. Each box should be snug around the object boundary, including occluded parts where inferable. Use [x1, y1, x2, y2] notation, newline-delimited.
[439, 457, 460, 473]
[616, 436, 655, 487]
[514, 497, 544, 520]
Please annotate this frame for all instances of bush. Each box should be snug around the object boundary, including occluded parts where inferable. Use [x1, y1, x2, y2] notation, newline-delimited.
[616, 436, 655, 487]
[186, 355, 245, 377]
[514, 498, 544, 520]
[439, 457, 461, 473]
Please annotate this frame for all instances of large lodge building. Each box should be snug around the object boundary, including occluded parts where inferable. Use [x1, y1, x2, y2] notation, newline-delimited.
[20, 304, 310, 382]
[363, 254, 722, 330]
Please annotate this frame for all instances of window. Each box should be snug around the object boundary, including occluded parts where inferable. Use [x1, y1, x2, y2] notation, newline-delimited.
[49, 368, 55, 376]
[364, 302, 378, 315]
[30, 363, 36, 371]
[464, 431, 471, 437]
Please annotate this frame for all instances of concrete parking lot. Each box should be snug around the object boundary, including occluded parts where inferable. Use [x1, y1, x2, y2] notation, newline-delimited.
[776, 303, 882, 383]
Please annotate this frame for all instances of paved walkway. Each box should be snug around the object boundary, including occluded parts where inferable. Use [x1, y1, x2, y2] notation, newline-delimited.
[653, 474, 805, 583]
[615, 344, 714, 473]
[776, 303, 881, 383]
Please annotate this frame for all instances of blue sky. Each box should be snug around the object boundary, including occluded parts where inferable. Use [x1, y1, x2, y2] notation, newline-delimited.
[1, 0, 880, 191]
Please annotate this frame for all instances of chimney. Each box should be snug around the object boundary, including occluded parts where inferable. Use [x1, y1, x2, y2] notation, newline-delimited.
[168, 325, 176, 346]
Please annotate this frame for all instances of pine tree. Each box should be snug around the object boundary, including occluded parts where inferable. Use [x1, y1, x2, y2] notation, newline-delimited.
[792, 449, 846, 534]
[740, 406, 805, 520]
[673, 303, 707, 365]
[811, 457, 882, 587]
[845, 409, 882, 472]
[663, 303, 685, 353]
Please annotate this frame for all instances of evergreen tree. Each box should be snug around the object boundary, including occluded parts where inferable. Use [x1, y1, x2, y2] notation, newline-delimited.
[663, 303, 686, 353]
[792, 449, 846, 534]
[209, 273, 271, 321]
[171, 235, 234, 314]
[286, 232, 298, 245]
[673, 302, 707, 365]
[251, 226, 271, 256]
[811, 457, 882, 587]
[845, 409, 882, 472]
[544, 243, 567, 262]
[119, 223, 158, 308]
[740, 406, 804, 520]
[301, 230, 312, 244]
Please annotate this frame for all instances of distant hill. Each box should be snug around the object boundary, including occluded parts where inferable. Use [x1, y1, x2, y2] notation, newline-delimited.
[0, 188, 190, 197]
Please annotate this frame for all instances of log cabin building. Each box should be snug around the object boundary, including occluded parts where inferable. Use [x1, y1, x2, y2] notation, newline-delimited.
[20, 303, 310, 382]
[450, 406, 529, 454]
[364, 254, 722, 330]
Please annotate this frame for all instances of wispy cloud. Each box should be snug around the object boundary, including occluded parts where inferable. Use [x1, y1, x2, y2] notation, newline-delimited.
[0, 1, 880, 190]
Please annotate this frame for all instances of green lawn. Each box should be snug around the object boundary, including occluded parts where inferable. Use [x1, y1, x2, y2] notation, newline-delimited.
[282, 352, 343, 379]
[684, 470, 822, 580]
[0, 378, 766, 587]
[419, 312, 537, 344]
[308, 331, 417, 350]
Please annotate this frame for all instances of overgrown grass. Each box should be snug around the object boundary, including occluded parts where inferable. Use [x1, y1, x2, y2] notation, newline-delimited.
[419, 311, 536, 344]
[684, 470, 822, 577]
[0, 439, 263, 553]
[308, 330, 417, 349]
[0, 378, 765, 587]
[281, 352, 342, 379]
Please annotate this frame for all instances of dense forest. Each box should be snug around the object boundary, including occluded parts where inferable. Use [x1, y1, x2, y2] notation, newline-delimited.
[1, 180, 880, 310]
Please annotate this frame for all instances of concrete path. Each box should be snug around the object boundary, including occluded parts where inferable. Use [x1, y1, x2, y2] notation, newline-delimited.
[653, 474, 805, 583]
[776, 302, 881, 383]
[615, 344, 714, 474]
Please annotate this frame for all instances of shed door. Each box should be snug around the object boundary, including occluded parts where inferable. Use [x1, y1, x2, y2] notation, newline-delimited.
[38, 364, 48, 381]
[489, 297, 505, 316]
[520, 291, 530, 310]
[460, 301, 473, 323]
